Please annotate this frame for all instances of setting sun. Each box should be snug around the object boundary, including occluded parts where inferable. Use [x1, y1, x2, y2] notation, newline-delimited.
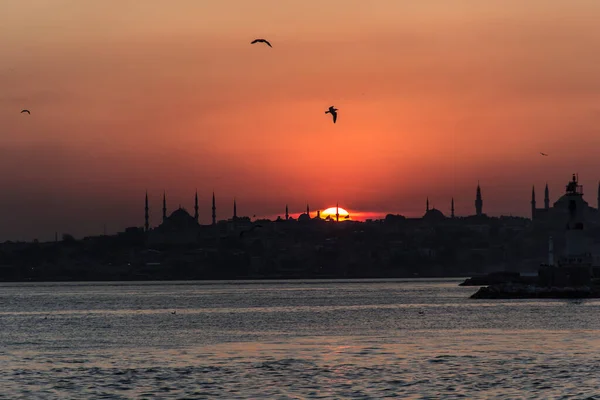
[320, 207, 351, 221]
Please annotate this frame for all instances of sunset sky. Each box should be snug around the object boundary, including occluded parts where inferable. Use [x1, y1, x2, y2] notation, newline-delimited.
[2, 0, 600, 240]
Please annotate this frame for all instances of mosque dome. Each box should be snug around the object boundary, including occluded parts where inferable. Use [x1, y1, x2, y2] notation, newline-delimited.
[298, 213, 311, 222]
[422, 208, 446, 221]
[160, 207, 198, 231]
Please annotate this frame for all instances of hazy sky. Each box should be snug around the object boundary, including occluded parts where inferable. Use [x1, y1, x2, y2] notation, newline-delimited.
[2, 0, 600, 240]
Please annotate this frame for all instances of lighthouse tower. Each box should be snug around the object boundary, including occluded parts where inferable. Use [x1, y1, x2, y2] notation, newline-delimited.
[559, 174, 591, 265]
[540, 174, 594, 287]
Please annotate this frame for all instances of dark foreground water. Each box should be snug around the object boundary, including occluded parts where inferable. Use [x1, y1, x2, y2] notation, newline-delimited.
[1, 279, 599, 399]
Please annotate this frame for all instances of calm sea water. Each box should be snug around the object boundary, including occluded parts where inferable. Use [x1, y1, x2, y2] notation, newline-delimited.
[1, 279, 599, 399]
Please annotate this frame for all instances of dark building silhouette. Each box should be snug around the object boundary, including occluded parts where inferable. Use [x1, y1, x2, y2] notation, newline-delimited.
[212, 192, 216, 225]
[451, 197, 455, 218]
[194, 191, 199, 223]
[162, 191, 167, 223]
[475, 182, 483, 216]
[531, 185, 536, 220]
[532, 178, 600, 224]
[144, 191, 149, 232]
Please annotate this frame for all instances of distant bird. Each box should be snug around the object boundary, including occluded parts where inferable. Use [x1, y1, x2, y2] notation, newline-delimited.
[418, 311, 424, 315]
[251, 38, 272, 48]
[171, 311, 176, 315]
[20, 109, 30, 114]
[325, 106, 338, 123]
[344, 214, 350, 219]
[540, 152, 548, 156]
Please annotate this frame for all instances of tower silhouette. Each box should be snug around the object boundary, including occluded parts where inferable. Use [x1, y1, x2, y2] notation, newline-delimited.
[475, 182, 483, 216]
[285, 204, 289, 220]
[194, 190, 199, 222]
[144, 191, 149, 232]
[212, 192, 216, 225]
[162, 191, 167, 223]
[531, 185, 536, 220]
[597, 181, 600, 210]
[426, 197, 430, 212]
[233, 198, 237, 220]
[306, 203, 310, 217]
[451, 197, 455, 218]
[336, 202, 339, 222]
[544, 183, 550, 210]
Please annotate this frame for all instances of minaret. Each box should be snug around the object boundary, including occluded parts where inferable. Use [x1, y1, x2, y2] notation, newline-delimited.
[597, 181, 600, 210]
[531, 185, 536, 220]
[162, 191, 167, 223]
[233, 198, 237, 220]
[306, 203, 310, 217]
[144, 191, 149, 232]
[544, 183, 550, 210]
[475, 182, 483, 216]
[336, 202, 339, 222]
[426, 197, 430, 212]
[451, 197, 455, 218]
[316, 210, 321, 219]
[194, 190, 199, 223]
[212, 192, 216, 225]
[285, 204, 289, 220]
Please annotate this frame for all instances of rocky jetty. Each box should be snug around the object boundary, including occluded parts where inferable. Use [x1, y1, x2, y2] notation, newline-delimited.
[470, 283, 600, 299]
[459, 271, 537, 286]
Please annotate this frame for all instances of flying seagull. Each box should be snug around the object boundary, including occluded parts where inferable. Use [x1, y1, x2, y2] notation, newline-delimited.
[325, 106, 338, 123]
[251, 39, 272, 48]
[540, 152, 548, 156]
[21, 109, 30, 114]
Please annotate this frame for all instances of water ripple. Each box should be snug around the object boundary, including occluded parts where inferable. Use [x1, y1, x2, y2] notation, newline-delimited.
[1, 279, 600, 398]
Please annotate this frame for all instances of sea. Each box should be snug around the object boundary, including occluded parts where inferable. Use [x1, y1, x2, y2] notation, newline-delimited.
[1, 278, 599, 399]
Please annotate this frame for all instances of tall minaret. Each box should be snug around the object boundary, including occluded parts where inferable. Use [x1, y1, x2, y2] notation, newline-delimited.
[144, 191, 149, 232]
[285, 204, 289, 220]
[451, 197, 455, 218]
[212, 192, 216, 225]
[336, 202, 339, 222]
[233, 198, 237, 220]
[306, 203, 310, 217]
[162, 191, 167, 223]
[597, 181, 600, 210]
[531, 185, 536, 220]
[426, 197, 430, 212]
[194, 190, 199, 222]
[544, 183, 550, 210]
[475, 182, 483, 216]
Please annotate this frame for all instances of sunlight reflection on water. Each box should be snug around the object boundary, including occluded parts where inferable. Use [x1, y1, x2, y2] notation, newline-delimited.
[1, 279, 599, 398]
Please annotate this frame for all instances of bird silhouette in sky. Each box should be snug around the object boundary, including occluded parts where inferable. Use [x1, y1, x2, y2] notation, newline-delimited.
[251, 39, 272, 47]
[20, 109, 30, 114]
[325, 106, 338, 123]
[540, 152, 548, 156]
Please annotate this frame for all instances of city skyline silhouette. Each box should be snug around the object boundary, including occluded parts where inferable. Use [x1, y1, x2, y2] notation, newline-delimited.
[2, 1, 600, 241]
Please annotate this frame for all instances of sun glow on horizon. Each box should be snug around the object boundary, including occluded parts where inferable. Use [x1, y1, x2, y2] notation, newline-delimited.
[320, 207, 350, 221]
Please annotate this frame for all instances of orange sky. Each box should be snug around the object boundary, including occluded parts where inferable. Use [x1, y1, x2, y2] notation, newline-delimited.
[2, 0, 600, 240]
